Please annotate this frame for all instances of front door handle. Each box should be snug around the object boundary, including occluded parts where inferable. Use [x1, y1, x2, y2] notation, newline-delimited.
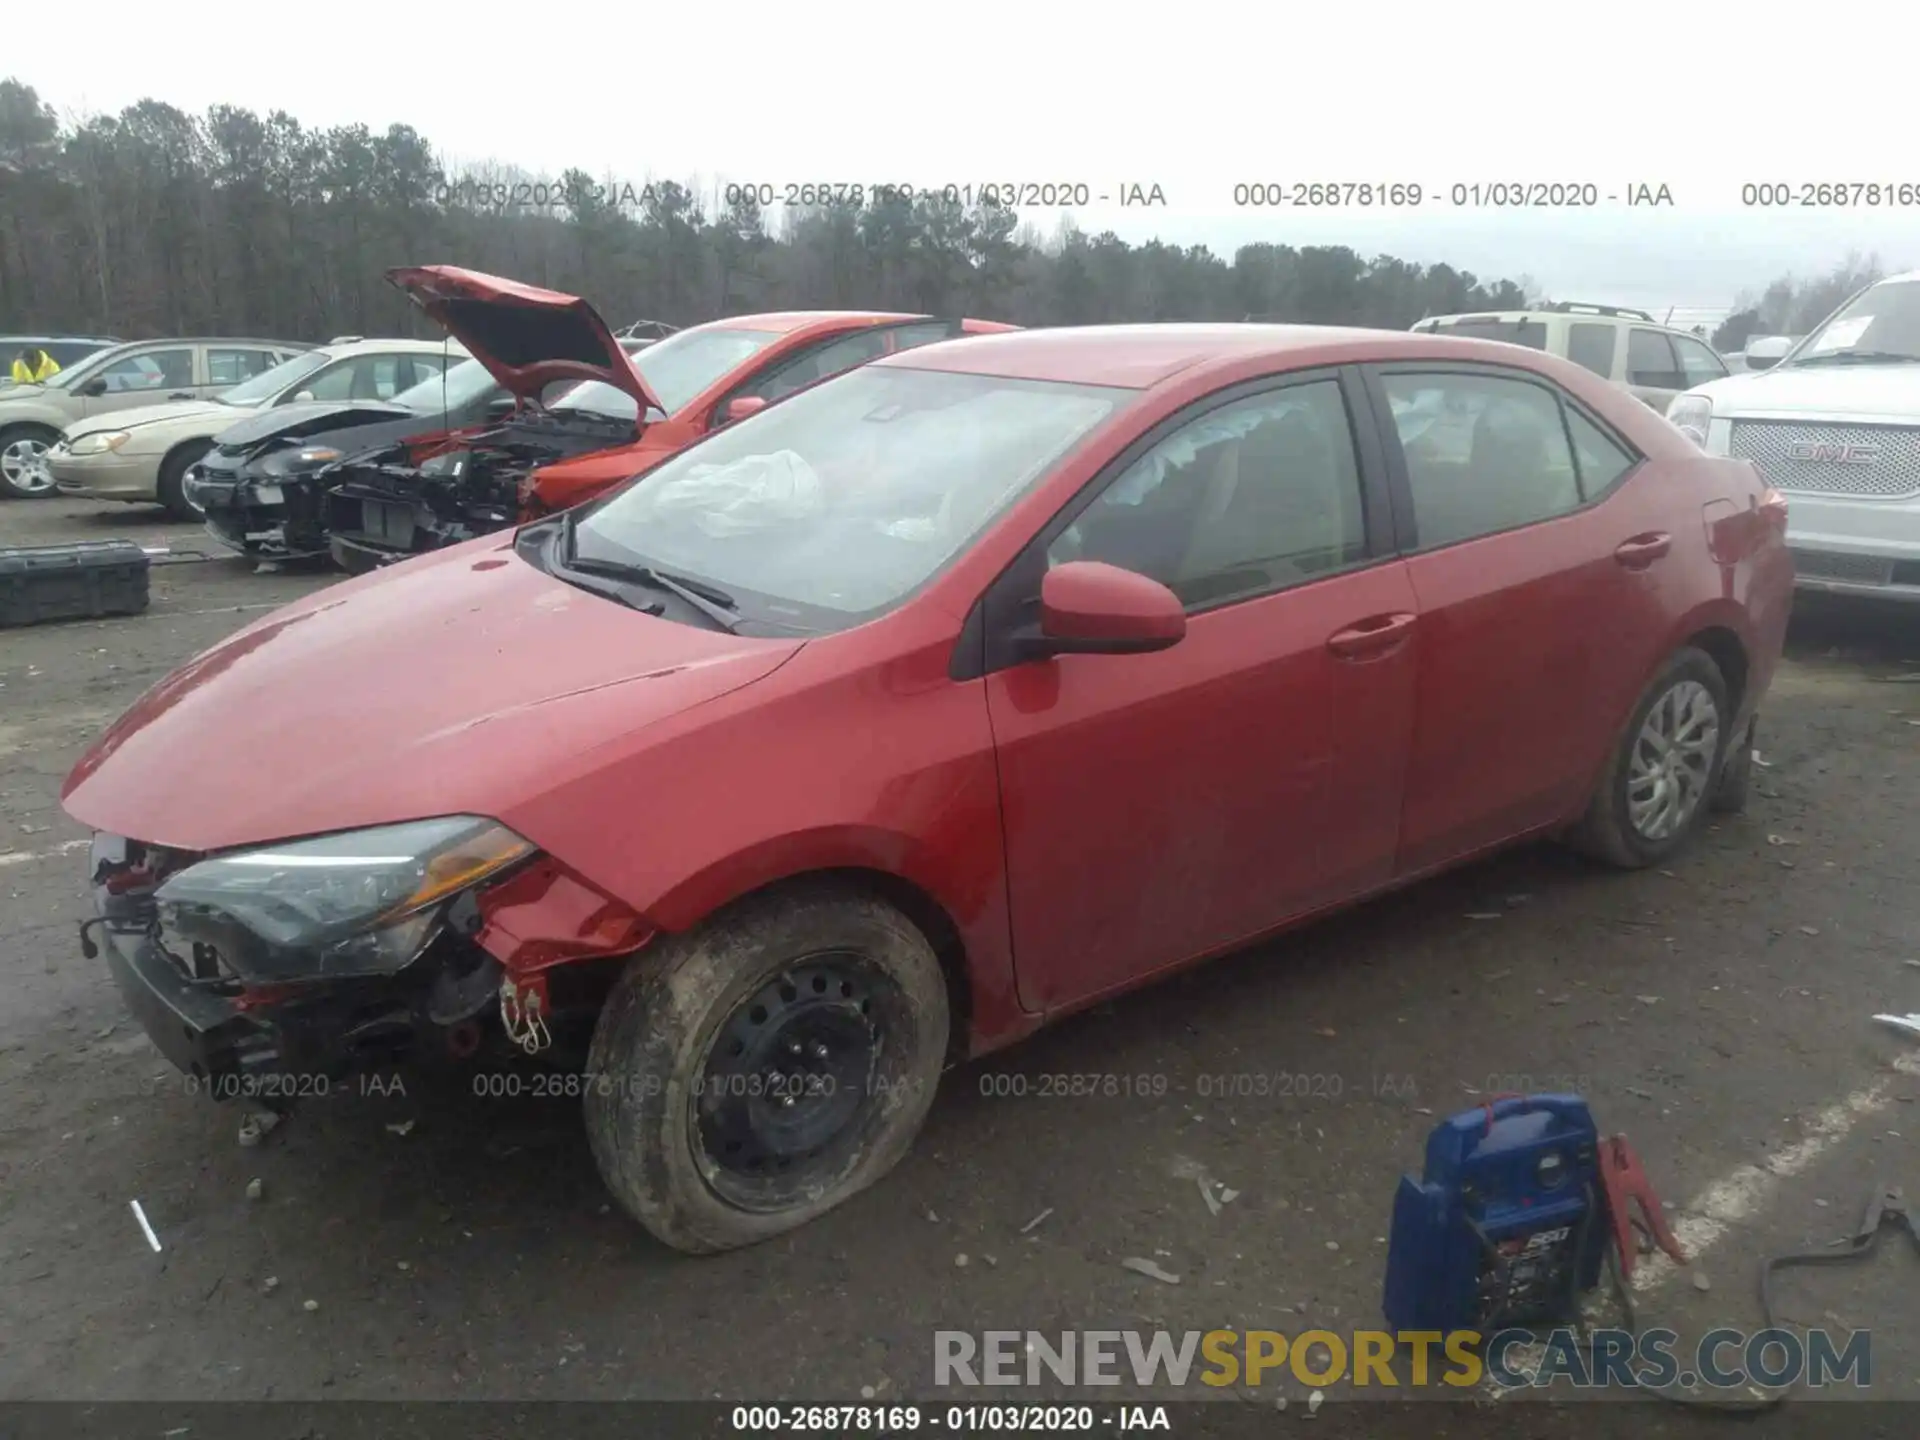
[1615, 532, 1672, 569]
[1327, 611, 1417, 660]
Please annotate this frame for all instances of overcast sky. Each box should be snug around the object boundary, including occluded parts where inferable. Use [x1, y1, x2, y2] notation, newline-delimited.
[10, 0, 1915, 322]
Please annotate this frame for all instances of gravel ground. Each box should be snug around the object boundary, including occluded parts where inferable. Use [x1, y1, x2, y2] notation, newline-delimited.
[2, 495, 1917, 1425]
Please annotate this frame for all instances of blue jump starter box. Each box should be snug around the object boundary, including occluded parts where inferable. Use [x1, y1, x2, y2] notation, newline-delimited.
[1383, 1094, 1607, 1333]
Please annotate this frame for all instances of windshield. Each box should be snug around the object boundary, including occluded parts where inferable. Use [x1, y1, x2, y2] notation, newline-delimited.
[621, 326, 782, 414]
[574, 365, 1125, 629]
[219, 350, 331, 406]
[391, 356, 497, 414]
[1788, 279, 1920, 365]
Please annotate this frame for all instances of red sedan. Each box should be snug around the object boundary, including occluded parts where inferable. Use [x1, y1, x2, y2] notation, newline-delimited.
[62, 322, 1793, 1253]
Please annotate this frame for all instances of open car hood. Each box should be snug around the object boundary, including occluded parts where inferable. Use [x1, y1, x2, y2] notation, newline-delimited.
[387, 265, 665, 414]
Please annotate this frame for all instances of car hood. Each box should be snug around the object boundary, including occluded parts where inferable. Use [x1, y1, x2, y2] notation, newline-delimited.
[1691, 363, 1920, 421]
[69, 398, 243, 438]
[61, 537, 802, 854]
[211, 398, 418, 451]
[387, 265, 665, 415]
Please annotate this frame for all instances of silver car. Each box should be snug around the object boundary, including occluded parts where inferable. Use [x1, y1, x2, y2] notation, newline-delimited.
[50, 338, 465, 518]
[0, 336, 308, 499]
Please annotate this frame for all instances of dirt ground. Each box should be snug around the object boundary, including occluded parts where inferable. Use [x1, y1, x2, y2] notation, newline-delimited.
[2, 495, 1918, 1422]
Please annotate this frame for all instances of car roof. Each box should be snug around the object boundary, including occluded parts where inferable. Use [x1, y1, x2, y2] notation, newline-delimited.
[319, 337, 473, 356]
[879, 322, 1466, 389]
[1, 333, 119, 343]
[698, 310, 934, 335]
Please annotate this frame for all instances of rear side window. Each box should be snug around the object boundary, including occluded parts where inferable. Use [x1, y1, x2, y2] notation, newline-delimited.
[1380, 371, 1583, 548]
[208, 348, 279, 386]
[1566, 323, 1618, 378]
[1434, 319, 1548, 350]
[1627, 329, 1686, 389]
[1563, 409, 1636, 497]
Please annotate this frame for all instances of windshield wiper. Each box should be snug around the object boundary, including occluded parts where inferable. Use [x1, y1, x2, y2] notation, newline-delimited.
[559, 514, 743, 633]
[1787, 350, 1920, 367]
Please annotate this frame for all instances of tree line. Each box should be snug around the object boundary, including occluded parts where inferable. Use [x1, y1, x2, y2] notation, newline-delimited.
[1710, 252, 1887, 352]
[0, 78, 1547, 342]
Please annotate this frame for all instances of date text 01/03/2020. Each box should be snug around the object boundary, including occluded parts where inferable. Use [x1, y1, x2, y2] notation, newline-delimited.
[721, 182, 1168, 209]
[1229, 181, 1675, 207]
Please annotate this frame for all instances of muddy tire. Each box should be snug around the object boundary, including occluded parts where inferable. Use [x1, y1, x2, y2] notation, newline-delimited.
[0, 423, 60, 499]
[1711, 714, 1756, 815]
[584, 882, 949, 1254]
[1569, 646, 1730, 870]
[157, 441, 212, 520]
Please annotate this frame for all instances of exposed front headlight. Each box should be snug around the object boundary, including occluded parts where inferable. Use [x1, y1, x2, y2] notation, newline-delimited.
[154, 816, 534, 981]
[1666, 393, 1712, 448]
[69, 430, 131, 456]
[259, 444, 344, 477]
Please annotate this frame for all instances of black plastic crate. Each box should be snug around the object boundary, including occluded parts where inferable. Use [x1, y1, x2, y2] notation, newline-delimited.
[0, 540, 151, 627]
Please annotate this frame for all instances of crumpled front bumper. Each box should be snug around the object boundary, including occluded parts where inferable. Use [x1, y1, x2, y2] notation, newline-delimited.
[99, 922, 274, 1084]
[188, 458, 331, 561]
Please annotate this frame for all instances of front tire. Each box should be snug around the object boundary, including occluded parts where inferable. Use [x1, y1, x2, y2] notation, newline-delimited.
[157, 441, 213, 521]
[584, 883, 950, 1254]
[0, 424, 60, 498]
[1570, 646, 1729, 869]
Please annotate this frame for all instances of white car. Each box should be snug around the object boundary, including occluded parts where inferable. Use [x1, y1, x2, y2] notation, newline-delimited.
[49, 337, 467, 519]
[1667, 272, 1920, 604]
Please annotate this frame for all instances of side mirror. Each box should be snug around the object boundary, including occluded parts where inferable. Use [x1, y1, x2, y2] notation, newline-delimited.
[719, 395, 768, 425]
[484, 396, 518, 420]
[79, 377, 108, 397]
[1743, 337, 1793, 371]
[292, 390, 316, 402]
[1021, 561, 1186, 658]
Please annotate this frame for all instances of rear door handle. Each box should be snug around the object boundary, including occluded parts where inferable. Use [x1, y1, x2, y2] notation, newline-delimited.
[1614, 532, 1672, 569]
[1326, 611, 1417, 660]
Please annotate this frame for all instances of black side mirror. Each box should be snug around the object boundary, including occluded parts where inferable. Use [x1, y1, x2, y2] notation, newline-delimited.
[79, 378, 108, 397]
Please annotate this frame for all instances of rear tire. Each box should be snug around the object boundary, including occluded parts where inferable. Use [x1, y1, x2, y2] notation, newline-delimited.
[0, 424, 60, 498]
[584, 882, 949, 1254]
[1569, 646, 1729, 869]
[157, 441, 213, 521]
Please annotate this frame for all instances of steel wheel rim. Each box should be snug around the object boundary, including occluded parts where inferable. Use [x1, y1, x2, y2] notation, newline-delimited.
[1, 438, 53, 494]
[693, 953, 887, 1210]
[1627, 679, 1719, 841]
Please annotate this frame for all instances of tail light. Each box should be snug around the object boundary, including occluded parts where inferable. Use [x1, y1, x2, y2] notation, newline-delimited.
[1758, 486, 1789, 538]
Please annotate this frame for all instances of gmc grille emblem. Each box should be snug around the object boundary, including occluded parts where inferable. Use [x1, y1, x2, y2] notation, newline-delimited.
[1787, 442, 1879, 464]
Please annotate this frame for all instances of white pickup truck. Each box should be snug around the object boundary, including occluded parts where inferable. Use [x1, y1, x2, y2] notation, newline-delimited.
[1667, 272, 1920, 603]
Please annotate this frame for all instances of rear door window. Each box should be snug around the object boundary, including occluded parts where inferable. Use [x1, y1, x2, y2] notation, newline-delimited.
[1566, 323, 1618, 378]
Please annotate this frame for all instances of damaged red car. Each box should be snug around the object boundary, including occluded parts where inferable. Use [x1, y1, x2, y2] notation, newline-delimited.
[63, 323, 1792, 1254]
[321, 267, 1018, 571]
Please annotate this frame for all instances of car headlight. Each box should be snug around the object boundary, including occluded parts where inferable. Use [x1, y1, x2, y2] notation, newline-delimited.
[69, 430, 131, 456]
[259, 445, 344, 477]
[1666, 393, 1712, 448]
[154, 816, 534, 981]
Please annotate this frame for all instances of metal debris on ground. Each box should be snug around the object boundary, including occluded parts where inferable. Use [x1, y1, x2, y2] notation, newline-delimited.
[1873, 1014, 1920, 1040]
[129, 1199, 161, 1253]
[1218, 1187, 1240, 1205]
[236, 1111, 281, 1148]
[1753, 752, 1773, 768]
[1198, 1178, 1221, 1216]
[1019, 1207, 1054, 1234]
[245, 1178, 263, 1202]
[1121, 1257, 1180, 1284]
[1766, 834, 1801, 847]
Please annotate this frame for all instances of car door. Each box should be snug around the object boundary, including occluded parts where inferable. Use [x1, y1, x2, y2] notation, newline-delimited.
[76, 346, 198, 419]
[1624, 327, 1688, 410]
[1369, 363, 1649, 875]
[976, 369, 1419, 1013]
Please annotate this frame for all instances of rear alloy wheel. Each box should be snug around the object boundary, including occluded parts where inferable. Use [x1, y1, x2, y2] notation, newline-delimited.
[584, 884, 949, 1254]
[0, 426, 59, 498]
[1570, 646, 1729, 869]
